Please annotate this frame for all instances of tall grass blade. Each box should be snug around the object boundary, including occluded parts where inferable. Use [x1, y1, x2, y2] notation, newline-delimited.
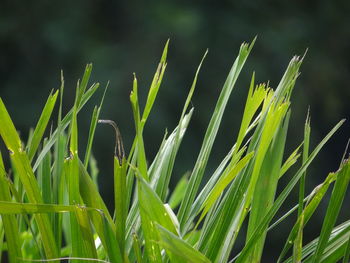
[27, 90, 59, 162]
[245, 111, 291, 263]
[178, 38, 256, 231]
[293, 113, 310, 263]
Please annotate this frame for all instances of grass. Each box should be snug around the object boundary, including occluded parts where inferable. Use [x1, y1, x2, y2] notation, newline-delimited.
[0, 38, 349, 263]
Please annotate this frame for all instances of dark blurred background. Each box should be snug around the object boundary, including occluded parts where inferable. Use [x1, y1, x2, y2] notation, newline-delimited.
[0, 0, 349, 261]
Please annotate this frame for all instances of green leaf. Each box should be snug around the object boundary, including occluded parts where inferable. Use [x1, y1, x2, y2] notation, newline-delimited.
[178, 37, 256, 231]
[0, 201, 91, 214]
[137, 173, 178, 235]
[114, 157, 128, 258]
[245, 110, 290, 263]
[33, 82, 100, 172]
[156, 224, 211, 263]
[27, 90, 59, 162]
[0, 152, 22, 263]
[73, 205, 98, 259]
[102, 215, 123, 263]
[84, 83, 108, 168]
[0, 98, 58, 259]
[141, 40, 168, 124]
[293, 112, 311, 263]
[283, 220, 350, 263]
[277, 171, 336, 262]
[234, 119, 345, 263]
[168, 173, 189, 210]
[130, 75, 148, 181]
[312, 158, 350, 263]
[197, 151, 254, 227]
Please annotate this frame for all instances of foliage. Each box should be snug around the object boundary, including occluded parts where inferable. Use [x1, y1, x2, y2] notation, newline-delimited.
[0, 39, 349, 263]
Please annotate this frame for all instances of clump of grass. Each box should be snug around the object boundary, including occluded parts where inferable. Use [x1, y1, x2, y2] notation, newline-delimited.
[0, 38, 349, 263]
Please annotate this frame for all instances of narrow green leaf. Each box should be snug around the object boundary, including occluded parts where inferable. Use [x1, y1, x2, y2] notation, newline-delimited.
[141, 40, 168, 124]
[33, 82, 100, 171]
[279, 143, 302, 178]
[137, 174, 178, 234]
[293, 112, 311, 263]
[277, 171, 336, 262]
[312, 158, 350, 263]
[132, 232, 142, 263]
[0, 152, 22, 263]
[178, 37, 256, 231]
[27, 90, 59, 162]
[283, 220, 350, 263]
[73, 205, 98, 259]
[101, 215, 123, 263]
[130, 75, 148, 180]
[168, 173, 189, 210]
[52, 74, 65, 249]
[0, 99, 58, 259]
[245, 111, 290, 263]
[114, 157, 127, 258]
[234, 119, 345, 263]
[0, 201, 92, 214]
[76, 64, 93, 107]
[342, 234, 350, 263]
[84, 83, 108, 168]
[156, 224, 211, 263]
[197, 151, 254, 227]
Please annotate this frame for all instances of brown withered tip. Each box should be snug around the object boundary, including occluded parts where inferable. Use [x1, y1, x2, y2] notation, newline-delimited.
[98, 119, 125, 164]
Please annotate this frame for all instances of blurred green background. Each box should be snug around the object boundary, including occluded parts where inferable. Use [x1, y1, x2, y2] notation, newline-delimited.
[0, 0, 349, 261]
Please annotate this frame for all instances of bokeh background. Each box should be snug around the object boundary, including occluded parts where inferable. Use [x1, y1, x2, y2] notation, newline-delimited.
[1, 1, 349, 261]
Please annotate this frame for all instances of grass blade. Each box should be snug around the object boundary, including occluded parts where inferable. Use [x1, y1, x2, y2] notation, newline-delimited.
[84, 83, 108, 168]
[33, 82, 100, 172]
[0, 98, 58, 259]
[27, 90, 59, 162]
[178, 38, 256, 231]
[168, 173, 188, 210]
[293, 113, 310, 262]
[277, 171, 336, 262]
[311, 158, 350, 262]
[234, 119, 345, 263]
[156, 224, 211, 263]
[0, 152, 22, 263]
